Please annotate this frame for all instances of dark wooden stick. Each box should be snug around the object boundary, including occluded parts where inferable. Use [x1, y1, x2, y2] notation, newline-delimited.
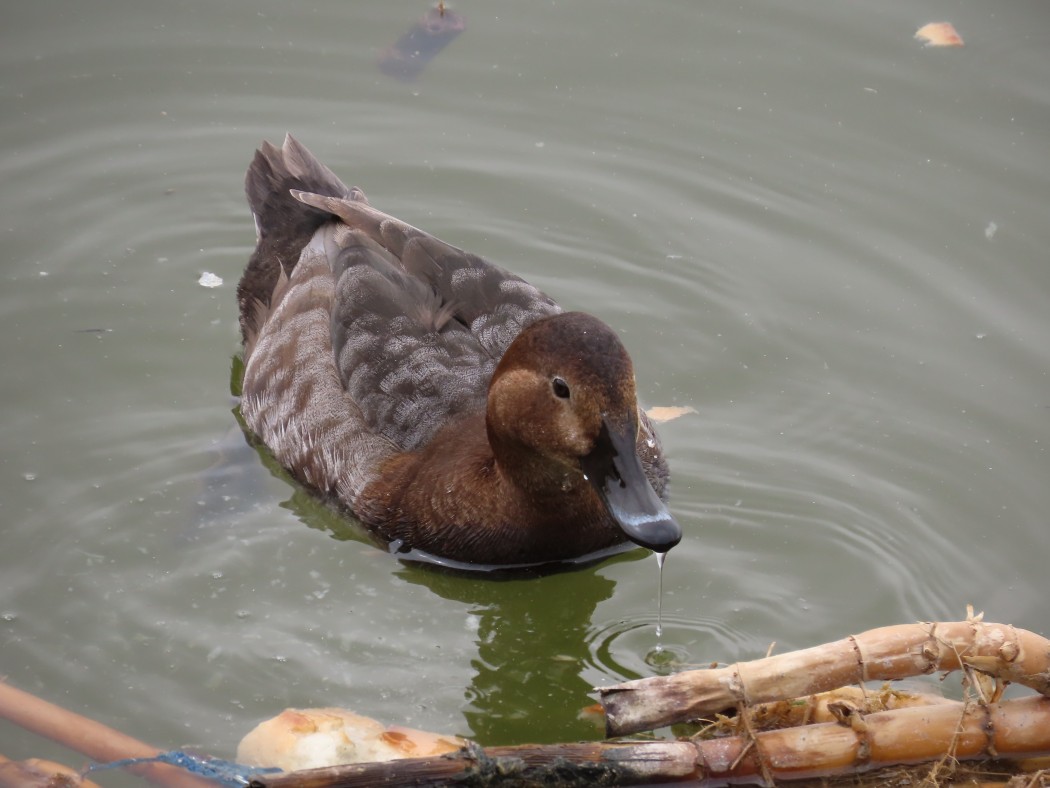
[252, 740, 696, 787]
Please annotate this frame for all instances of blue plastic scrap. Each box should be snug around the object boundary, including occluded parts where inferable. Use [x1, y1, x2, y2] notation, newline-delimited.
[84, 750, 282, 787]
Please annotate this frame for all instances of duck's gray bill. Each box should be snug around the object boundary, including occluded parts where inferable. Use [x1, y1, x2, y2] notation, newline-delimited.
[581, 421, 682, 553]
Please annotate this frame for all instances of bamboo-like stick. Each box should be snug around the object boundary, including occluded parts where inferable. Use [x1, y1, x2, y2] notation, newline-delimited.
[599, 619, 1050, 736]
[248, 696, 1050, 787]
[693, 695, 1050, 784]
[0, 680, 214, 788]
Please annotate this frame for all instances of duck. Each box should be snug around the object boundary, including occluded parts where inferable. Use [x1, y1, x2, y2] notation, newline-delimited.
[236, 135, 681, 566]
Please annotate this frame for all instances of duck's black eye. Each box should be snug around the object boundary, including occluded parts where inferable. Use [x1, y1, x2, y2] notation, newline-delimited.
[551, 377, 571, 400]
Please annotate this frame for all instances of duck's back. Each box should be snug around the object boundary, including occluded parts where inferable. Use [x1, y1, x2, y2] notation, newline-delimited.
[237, 136, 561, 501]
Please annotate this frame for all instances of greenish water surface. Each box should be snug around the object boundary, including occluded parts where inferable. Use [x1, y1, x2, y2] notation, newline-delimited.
[2, 2, 1048, 782]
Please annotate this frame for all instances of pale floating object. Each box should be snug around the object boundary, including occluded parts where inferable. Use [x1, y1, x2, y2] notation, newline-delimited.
[237, 707, 465, 772]
[985, 221, 998, 240]
[645, 405, 697, 423]
[198, 271, 223, 288]
[914, 22, 964, 47]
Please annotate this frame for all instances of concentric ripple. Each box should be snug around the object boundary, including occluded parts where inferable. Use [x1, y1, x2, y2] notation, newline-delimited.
[584, 613, 751, 685]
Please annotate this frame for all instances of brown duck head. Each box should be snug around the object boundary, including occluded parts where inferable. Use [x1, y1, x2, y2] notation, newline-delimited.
[486, 311, 681, 553]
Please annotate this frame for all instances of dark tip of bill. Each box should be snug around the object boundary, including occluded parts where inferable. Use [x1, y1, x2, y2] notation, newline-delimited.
[621, 513, 682, 553]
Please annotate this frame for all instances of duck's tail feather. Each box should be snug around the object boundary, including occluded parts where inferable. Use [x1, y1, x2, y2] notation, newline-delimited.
[237, 135, 362, 344]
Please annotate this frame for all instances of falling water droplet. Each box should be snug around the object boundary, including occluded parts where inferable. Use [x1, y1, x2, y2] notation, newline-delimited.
[655, 550, 667, 642]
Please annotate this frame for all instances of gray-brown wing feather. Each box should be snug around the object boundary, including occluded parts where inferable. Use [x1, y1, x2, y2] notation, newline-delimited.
[241, 135, 562, 458]
[294, 191, 562, 451]
[325, 224, 495, 450]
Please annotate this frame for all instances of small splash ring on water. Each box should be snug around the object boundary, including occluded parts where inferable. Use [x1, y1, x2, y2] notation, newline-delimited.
[584, 615, 719, 683]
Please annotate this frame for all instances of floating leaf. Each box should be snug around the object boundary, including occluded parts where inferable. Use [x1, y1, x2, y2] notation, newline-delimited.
[915, 22, 964, 47]
[645, 405, 697, 423]
[577, 702, 606, 727]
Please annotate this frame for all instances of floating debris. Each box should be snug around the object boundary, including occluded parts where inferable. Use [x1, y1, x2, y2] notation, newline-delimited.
[85, 750, 279, 787]
[914, 22, 964, 47]
[645, 405, 697, 423]
[199, 271, 223, 288]
[238, 708, 464, 771]
[379, 3, 466, 82]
